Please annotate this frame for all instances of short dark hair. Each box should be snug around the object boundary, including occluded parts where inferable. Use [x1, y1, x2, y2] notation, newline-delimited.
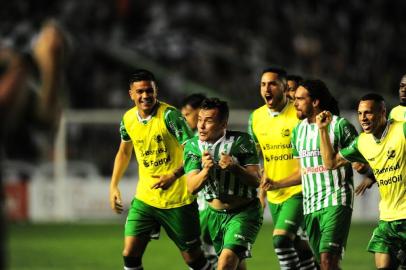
[129, 69, 156, 85]
[286, 75, 303, 84]
[359, 93, 386, 111]
[181, 93, 207, 109]
[359, 93, 385, 103]
[200, 98, 229, 123]
[261, 67, 287, 80]
[300, 79, 340, 116]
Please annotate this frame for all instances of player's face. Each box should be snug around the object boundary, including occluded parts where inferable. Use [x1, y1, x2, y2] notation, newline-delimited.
[260, 72, 286, 111]
[358, 100, 385, 134]
[181, 105, 199, 130]
[399, 75, 406, 104]
[294, 86, 314, 120]
[129, 80, 157, 115]
[197, 108, 226, 143]
[287, 80, 298, 100]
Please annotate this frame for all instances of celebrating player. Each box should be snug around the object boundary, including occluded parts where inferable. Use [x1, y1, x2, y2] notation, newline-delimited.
[317, 93, 406, 270]
[109, 69, 212, 270]
[184, 98, 263, 270]
[248, 68, 317, 269]
[271, 79, 358, 269]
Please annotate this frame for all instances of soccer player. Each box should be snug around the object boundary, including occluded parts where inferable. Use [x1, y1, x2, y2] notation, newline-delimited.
[184, 98, 263, 270]
[286, 74, 303, 101]
[109, 69, 212, 270]
[181, 93, 207, 133]
[180, 93, 218, 266]
[278, 79, 357, 269]
[316, 93, 406, 270]
[389, 74, 406, 121]
[356, 74, 406, 195]
[248, 68, 317, 269]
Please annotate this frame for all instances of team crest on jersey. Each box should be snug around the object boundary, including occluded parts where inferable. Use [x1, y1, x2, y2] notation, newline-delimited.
[187, 151, 200, 162]
[281, 128, 290, 137]
[387, 147, 396, 159]
[154, 135, 163, 143]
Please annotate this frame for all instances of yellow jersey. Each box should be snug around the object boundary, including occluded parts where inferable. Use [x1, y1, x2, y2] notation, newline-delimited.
[389, 105, 406, 121]
[248, 101, 302, 203]
[121, 101, 195, 209]
[340, 121, 406, 221]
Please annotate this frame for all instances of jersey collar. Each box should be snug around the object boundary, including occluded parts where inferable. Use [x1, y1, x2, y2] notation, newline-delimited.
[267, 100, 289, 118]
[373, 120, 391, 143]
[199, 130, 226, 151]
[136, 101, 160, 124]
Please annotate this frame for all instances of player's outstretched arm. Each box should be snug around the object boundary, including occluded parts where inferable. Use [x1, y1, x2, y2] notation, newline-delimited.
[261, 164, 301, 191]
[33, 21, 66, 125]
[109, 141, 133, 214]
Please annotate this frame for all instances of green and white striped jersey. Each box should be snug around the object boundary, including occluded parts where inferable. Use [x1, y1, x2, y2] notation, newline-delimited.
[184, 130, 259, 201]
[291, 115, 357, 214]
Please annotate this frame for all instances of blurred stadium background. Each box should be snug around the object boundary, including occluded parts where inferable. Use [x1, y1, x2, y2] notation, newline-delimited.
[1, 0, 405, 269]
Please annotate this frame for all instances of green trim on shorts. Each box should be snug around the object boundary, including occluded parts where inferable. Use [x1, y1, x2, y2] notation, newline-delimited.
[125, 198, 201, 251]
[268, 193, 304, 234]
[206, 199, 263, 260]
[304, 205, 352, 262]
[367, 219, 406, 255]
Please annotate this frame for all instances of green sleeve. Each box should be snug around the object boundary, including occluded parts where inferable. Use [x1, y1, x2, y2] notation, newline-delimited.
[339, 137, 367, 163]
[164, 107, 194, 144]
[119, 120, 131, 141]
[183, 140, 202, 174]
[388, 108, 394, 120]
[232, 133, 259, 166]
[403, 122, 406, 138]
[335, 117, 358, 148]
[247, 112, 258, 143]
[291, 124, 299, 158]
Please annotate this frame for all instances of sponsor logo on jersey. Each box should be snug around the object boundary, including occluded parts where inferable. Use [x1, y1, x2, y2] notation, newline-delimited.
[299, 149, 321, 158]
[302, 165, 328, 175]
[281, 128, 290, 137]
[169, 121, 183, 139]
[187, 152, 200, 162]
[234, 234, 246, 241]
[374, 162, 400, 175]
[140, 148, 168, 157]
[143, 156, 171, 167]
[154, 134, 163, 143]
[377, 174, 403, 187]
[262, 143, 292, 151]
[264, 153, 293, 162]
[387, 147, 396, 159]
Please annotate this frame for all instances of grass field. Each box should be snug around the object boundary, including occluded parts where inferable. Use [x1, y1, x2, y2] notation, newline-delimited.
[7, 222, 376, 270]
